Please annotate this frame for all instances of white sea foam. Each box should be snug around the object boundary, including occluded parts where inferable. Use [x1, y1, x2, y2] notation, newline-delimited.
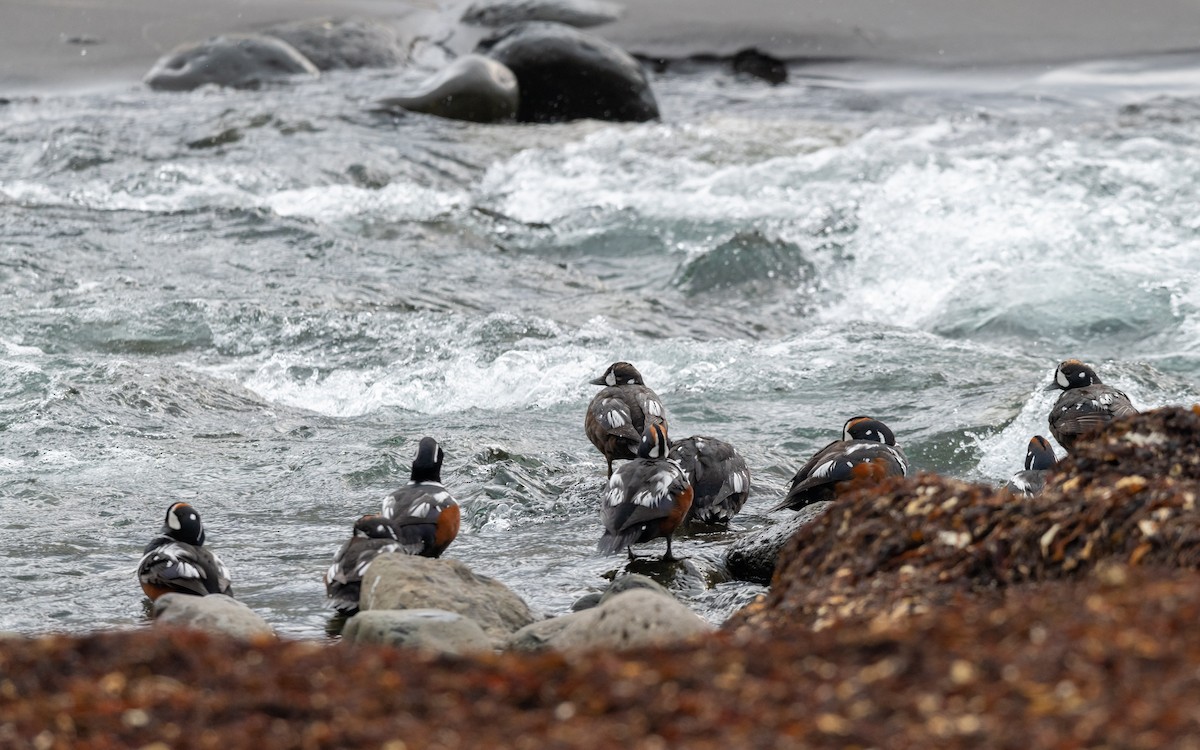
[0, 166, 466, 224]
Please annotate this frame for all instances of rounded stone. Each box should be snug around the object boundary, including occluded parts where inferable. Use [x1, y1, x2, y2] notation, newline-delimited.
[374, 54, 519, 123]
[144, 34, 319, 91]
[724, 502, 834, 585]
[341, 609, 494, 654]
[152, 593, 275, 640]
[479, 21, 658, 122]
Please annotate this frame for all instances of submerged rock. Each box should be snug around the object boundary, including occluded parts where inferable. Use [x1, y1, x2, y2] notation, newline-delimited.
[479, 22, 658, 122]
[152, 593, 275, 640]
[730, 47, 788, 85]
[506, 588, 711, 651]
[342, 609, 493, 653]
[262, 18, 405, 70]
[374, 54, 519, 123]
[460, 0, 623, 29]
[360, 553, 536, 643]
[144, 34, 319, 91]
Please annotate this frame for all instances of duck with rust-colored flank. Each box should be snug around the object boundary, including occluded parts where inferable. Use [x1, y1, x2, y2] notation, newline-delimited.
[382, 436, 461, 558]
[137, 502, 232, 601]
[598, 422, 693, 561]
[1047, 359, 1138, 452]
[585, 361, 667, 478]
[1005, 435, 1058, 497]
[325, 514, 405, 614]
[773, 416, 908, 512]
[669, 435, 750, 526]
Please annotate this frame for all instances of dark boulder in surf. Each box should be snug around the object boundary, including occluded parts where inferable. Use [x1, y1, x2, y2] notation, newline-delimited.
[478, 21, 658, 123]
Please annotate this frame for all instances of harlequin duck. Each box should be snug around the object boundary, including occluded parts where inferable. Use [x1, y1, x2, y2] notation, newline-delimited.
[668, 435, 750, 526]
[382, 436, 461, 558]
[325, 514, 404, 613]
[1005, 435, 1057, 497]
[585, 361, 667, 477]
[772, 416, 908, 512]
[137, 502, 232, 601]
[598, 422, 693, 561]
[1047, 359, 1138, 452]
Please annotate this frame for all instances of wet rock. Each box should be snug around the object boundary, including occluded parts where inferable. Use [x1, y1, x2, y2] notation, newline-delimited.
[505, 588, 711, 651]
[478, 22, 658, 123]
[151, 593, 275, 640]
[341, 609, 493, 654]
[570, 573, 671, 612]
[598, 573, 671, 603]
[261, 18, 405, 70]
[360, 553, 536, 643]
[374, 54, 519, 123]
[724, 502, 832, 585]
[570, 592, 603, 611]
[461, 0, 623, 29]
[144, 34, 319, 91]
[733, 406, 1200, 633]
[730, 47, 788, 85]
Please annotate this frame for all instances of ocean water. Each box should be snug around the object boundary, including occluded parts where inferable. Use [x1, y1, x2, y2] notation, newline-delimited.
[3, 54, 1200, 638]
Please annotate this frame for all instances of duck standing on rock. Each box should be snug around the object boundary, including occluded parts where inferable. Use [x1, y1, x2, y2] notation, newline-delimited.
[599, 422, 694, 561]
[325, 514, 405, 614]
[773, 416, 908, 512]
[382, 436, 461, 558]
[137, 502, 232, 601]
[585, 361, 667, 477]
[1005, 435, 1058, 496]
[669, 435, 750, 526]
[1047, 359, 1138, 452]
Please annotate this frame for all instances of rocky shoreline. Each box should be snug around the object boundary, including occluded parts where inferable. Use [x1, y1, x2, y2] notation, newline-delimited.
[7, 406, 1200, 746]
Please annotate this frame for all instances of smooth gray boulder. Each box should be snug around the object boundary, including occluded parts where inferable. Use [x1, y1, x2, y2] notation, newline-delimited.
[374, 54, 519, 123]
[506, 588, 711, 652]
[341, 608, 493, 653]
[144, 34, 319, 91]
[724, 501, 833, 585]
[151, 594, 275, 640]
[262, 18, 405, 70]
[461, 0, 623, 29]
[478, 22, 658, 122]
[360, 553, 536, 643]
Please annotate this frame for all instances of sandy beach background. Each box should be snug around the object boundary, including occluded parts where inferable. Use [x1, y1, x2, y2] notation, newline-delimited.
[6, 0, 1200, 94]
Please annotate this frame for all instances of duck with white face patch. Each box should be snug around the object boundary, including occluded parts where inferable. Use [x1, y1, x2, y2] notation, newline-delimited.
[1046, 359, 1138, 452]
[382, 436, 461, 558]
[598, 422, 694, 562]
[584, 361, 668, 478]
[1005, 435, 1058, 496]
[137, 501, 232, 601]
[324, 514, 406, 614]
[773, 416, 908, 512]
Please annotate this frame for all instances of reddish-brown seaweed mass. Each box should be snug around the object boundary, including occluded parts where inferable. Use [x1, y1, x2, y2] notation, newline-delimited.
[7, 407, 1200, 749]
